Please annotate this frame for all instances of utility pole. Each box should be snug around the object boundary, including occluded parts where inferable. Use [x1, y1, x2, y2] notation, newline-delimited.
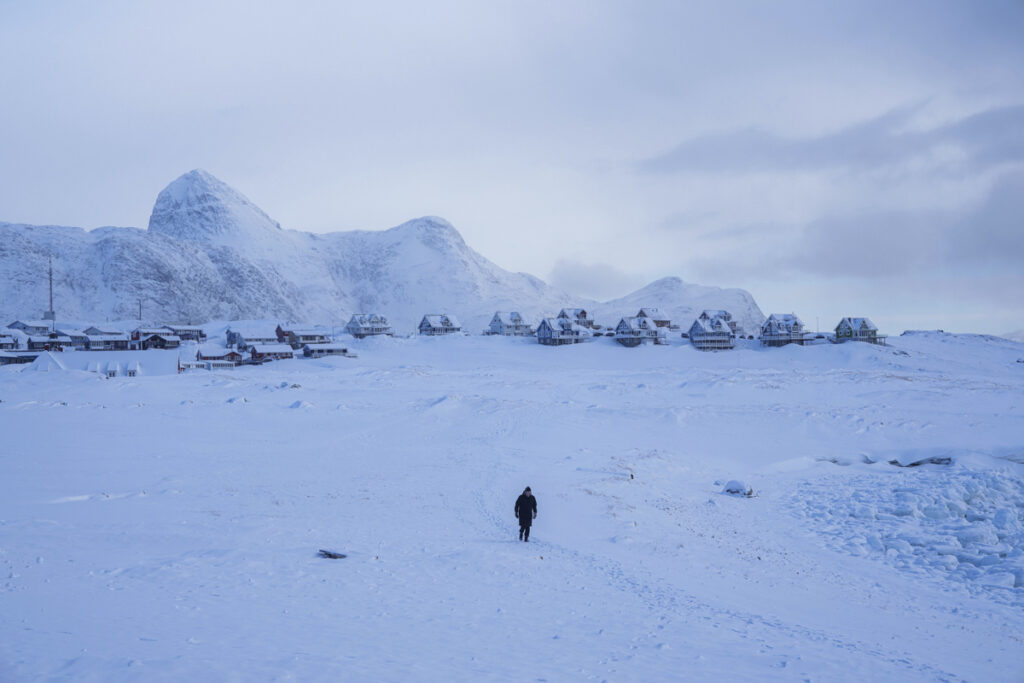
[43, 255, 57, 327]
[138, 299, 143, 321]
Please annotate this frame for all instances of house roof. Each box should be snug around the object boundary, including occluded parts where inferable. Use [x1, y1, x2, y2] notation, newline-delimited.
[637, 308, 669, 321]
[250, 344, 294, 354]
[28, 335, 72, 343]
[838, 317, 878, 331]
[140, 334, 181, 342]
[421, 314, 461, 328]
[348, 313, 389, 326]
[287, 329, 328, 337]
[558, 308, 591, 319]
[87, 334, 129, 342]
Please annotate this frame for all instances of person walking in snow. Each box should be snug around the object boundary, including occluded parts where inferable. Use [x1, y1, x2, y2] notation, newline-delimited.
[515, 487, 537, 542]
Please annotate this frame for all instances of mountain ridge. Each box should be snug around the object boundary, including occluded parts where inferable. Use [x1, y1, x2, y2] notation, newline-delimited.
[0, 170, 765, 333]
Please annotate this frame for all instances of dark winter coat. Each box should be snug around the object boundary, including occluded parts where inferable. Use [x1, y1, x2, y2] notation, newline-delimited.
[515, 493, 537, 527]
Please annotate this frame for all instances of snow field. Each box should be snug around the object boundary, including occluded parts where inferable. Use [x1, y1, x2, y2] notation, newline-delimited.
[1, 332, 1023, 680]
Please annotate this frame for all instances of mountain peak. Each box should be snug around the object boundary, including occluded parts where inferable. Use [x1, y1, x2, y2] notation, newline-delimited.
[148, 170, 282, 245]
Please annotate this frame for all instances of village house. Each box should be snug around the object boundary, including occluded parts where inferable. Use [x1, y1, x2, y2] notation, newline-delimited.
[486, 311, 533, 336]
[225, 326, 279, 349]
[85, 334, 130, 351]
[760, 314, 806, 347]
[0, 335, 17, 350]
[689, 312, 736, 350]
[302, 343, 353, 358]
[26, 333, 73, 351]
[698, 309, 743, 336]
[419, 314, 462, 336]
[614, 316, 667, 347]
[55, 328, 90, 350]
[536, 317, 590, 345]
[557, 308, 595, 329]
[835, 317, 886, 345]
[636, 308, 672, 328]
[130, 328, 181, 350]
[275, 325, 330, 348]
[7, 320, 53, 336]
[165, 325, 207, 342]
[196, 345, 245, 363]
[345, 313, 394, 338]
[249, 344, 295, 362]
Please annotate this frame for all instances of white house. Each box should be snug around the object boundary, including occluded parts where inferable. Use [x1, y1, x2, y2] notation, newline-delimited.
[760, 314, 806, 347]
[419, 314, 462, 336]
[345, 314, 394, 338]
[7, 320, 52, 336]
[689, 313, 735, 350]
[537, 317, 590, 345]
[86, 334, 130, 351]
[557, 308, 595, 329]
[487, 311, 533, 336]
[835, 317, 885, 344]
[614, 316, 667, 347]
[0, 335, 17, 350]
[698, 309, 742, 336]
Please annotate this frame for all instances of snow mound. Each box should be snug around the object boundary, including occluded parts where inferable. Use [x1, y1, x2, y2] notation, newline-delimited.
[722, 480, 754, 497]
[28, 352, 66, 372]
[791, 466, 1024, 600]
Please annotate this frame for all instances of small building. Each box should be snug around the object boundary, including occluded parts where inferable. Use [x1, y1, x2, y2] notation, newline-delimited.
[165, 325, 207, 342]
[698, 310, 742, 336]
[835, 317, 886, 345]
[689, 313, 735, 351]
[7, 320, 53, 336]
[760, 314, 806, 347]
[132, 333, 181, 350]
[276, 325, 330, 348]
[636, 308, 672, 328]
[536, 317, 590, 345]
[345, 314, 394, 338]
[487, 311, 533, 336]
[55, 328, 90, 350]
[557, 308, 595, 329]
[26, 334, 73, 351]
[0, 335, 16, 350]
[0, 351, 38, 365]
[86, 334, 130, 351]
[614, 316, 667, 347]
[225, 327, 279, 349]
[303, 343, 353, 358]
[196, 345, 245, 363]
[419, 314, 462, 336]
[249, 344, 295, 362]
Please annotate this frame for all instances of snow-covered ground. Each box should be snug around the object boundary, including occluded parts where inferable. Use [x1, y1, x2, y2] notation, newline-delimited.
[2, 331, 1022, 681]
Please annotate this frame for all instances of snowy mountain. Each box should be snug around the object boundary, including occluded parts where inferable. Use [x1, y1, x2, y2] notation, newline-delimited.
[0, 170, 764, 332]
[1003, 329, 1024, 343]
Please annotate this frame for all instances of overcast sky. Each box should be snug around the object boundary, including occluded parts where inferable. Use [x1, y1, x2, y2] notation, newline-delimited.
[1, 1, 1022, 334]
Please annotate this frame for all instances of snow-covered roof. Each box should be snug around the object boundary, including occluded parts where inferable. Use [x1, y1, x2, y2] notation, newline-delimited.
[491, 311, 525, 325]
[286, 329, 327, 336]
[347, 313, 389, 326]
[28, 335, 72, 343]
[134, 327, 174, 335]
[165, 325, 204, 332]
[140, 334, 181, 342]
[699, 309, 733, 321]
[558, 308, 591, 320]
[227, 326, 278, 337]
[690, 316, 732, 335]
[637, 308, 669, 321]
[7, 320, 53, 329]
[838, 317, 878, 331]
[421, 314, 461, 328]
[249, 344, 294, 354]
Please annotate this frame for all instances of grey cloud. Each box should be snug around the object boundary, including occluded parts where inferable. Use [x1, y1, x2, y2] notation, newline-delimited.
[641, 104, 1024, 175]
[788, 170, 1024, 278]
[547, 260, 646, 302]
